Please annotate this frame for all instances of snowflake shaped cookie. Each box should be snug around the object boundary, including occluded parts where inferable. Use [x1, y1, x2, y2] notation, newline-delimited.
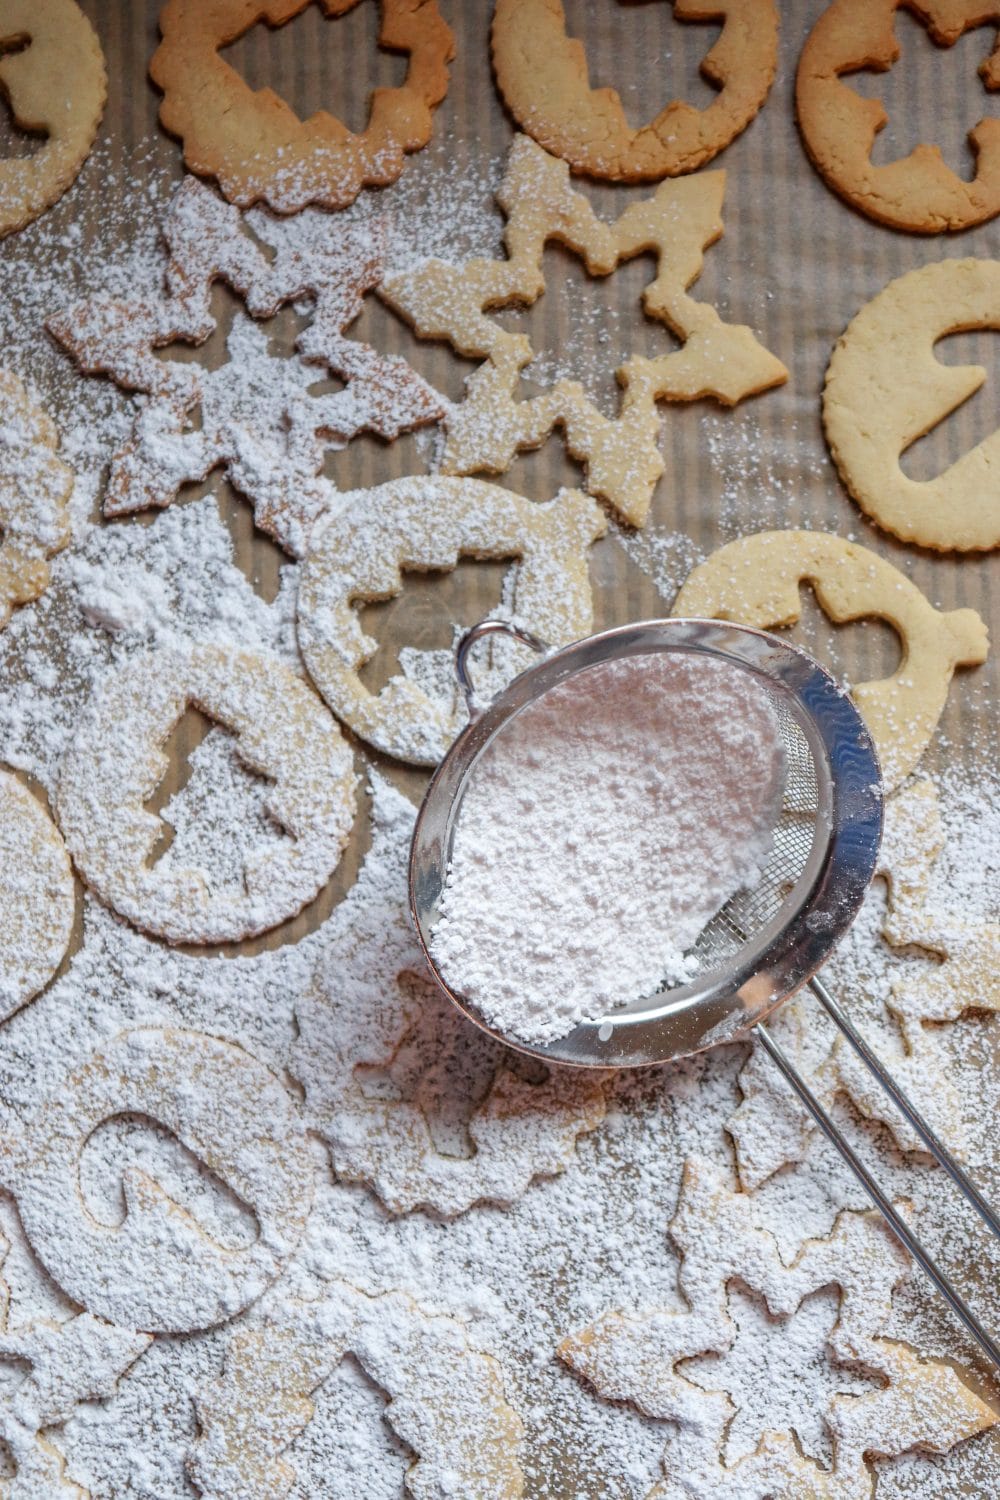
[48, 178, 444, 556]
[381, 134, 787, 527]
[728, 780, 999, 1187]
[560, 1157, 996, 1498]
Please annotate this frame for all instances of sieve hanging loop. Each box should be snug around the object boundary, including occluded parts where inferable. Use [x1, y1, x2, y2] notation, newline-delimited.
[454, 619, 548, 720]
[411, 618, 1000, 1371]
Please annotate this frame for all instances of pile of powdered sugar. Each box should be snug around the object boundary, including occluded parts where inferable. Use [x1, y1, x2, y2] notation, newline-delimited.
[431, 651, 787, 1045]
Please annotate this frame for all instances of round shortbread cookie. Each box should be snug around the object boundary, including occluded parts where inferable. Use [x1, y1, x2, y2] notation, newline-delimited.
[297, 476, 606, 766]
[150, 0, 454, 212]
[56, 643, 358, 944]
[824, 258, 1000, 552]
[796, 0, 1000, 233]
[672, 530, 989, 790]
[1, 1026, 314, 1332]
[0, 0, 107, 238]
[490, 0, 779, 181]
[0, 771, 74, 1020]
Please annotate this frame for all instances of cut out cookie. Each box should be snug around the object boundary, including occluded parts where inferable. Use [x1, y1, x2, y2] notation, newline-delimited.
[0, 0, 106, 238]
[190, 1284, 525, 1498]
[292, 775, 606, 1216]
[49, 177, 444, 557]
[56, 643, 357, 944]
[150, 0, 455, 212]
[0, 1026, 314, 1333]
[824, 259, 1000, 552]
[797, 0, 1000, 233]
[381, 135, 787, 528]
[672, 530, 989, 789]
[560, 1156, 996, 1496]
[491, 0, 779, 181]
[0, 368, 73, 626]
[0, 771, 74, 1022]
[297, 477, 607, 766]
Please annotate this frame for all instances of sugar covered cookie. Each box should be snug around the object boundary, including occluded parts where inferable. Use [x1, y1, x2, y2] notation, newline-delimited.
[0, 0, 106, 238]
[0, 1026, 314, 1332]
[0, 369, 73, 627]
[49, 177, 443, 558]
[0, 772, 74, 1023]
[297, 477, 606, 766]
[381, 135, 787, 529]
[491, 0, 779, 180]
[561, 1157, 996, 1496]
[0, 1291, 150, 1495]
[57, 643, 357, 944]
[191, 1284, 525, 1498]
[673, 531, 988, 789]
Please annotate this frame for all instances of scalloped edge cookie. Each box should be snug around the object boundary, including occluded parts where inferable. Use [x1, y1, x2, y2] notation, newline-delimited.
[150, 0, 455, 212]
[491, 0, 779, 181]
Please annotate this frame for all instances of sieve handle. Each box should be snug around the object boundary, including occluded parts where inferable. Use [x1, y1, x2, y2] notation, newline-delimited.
[454, 619, 549, 720]
[754, 1015, 1000, 1371]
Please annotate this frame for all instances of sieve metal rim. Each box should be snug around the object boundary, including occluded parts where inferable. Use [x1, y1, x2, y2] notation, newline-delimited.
[408, 618, 883, 1069]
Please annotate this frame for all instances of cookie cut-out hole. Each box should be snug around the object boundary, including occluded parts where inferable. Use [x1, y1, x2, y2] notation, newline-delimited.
[220, 0, 408, 138]
[0, 35, 46, 159]
[211, 477, 288, 605]
[560, 0, 723, 120]
[503, 430, 589, 501]
[847, 7, 991, 181]
[144, 709, 288, 893]
[78, 1111, 260, 1249]
[153, 286, 311, 379]
[900, 327, 1000, 482]
[350, 291, 464, 403]
[143, 701, 215, 863]
[357, 556, 510, 698]
[782, 581, 903, 687]
[503, 246, 679, 421]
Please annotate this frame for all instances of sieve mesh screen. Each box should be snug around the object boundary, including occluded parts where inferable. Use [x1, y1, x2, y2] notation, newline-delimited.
[681, 683, 820, 980]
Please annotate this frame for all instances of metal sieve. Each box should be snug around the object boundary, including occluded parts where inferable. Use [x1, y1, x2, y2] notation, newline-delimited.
[409, 617, 1000, 1369]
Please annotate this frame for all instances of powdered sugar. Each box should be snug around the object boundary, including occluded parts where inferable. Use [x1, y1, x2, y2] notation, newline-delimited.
[0, 61, 991, 1498]
[432, 651, 786, 1044]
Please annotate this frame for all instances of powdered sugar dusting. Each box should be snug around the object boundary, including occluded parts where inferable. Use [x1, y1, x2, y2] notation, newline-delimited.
[0, 63, 992, 1499]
